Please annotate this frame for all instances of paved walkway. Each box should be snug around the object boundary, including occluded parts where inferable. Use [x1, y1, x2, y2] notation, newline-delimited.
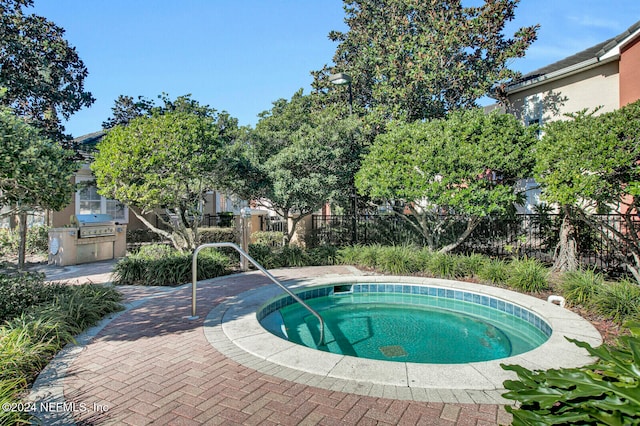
[30, 263, 513, 425]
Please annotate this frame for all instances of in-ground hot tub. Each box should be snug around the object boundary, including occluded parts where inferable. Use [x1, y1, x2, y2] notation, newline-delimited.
[204, 275, 602, 395]
[258, 282, 551, 364]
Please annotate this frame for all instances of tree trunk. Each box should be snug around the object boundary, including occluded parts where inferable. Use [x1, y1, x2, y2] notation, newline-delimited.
[438, 216, 481, 254]
[18, 211, 27, 270]
[128, 207, 185, 250]
[553, 209, 578, 272]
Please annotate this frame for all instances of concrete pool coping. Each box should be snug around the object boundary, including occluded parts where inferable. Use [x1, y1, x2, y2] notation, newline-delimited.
[204, 274, 602, 404]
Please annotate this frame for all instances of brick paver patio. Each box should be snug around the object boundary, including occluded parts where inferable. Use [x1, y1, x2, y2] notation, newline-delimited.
[32, 266, 513, 425]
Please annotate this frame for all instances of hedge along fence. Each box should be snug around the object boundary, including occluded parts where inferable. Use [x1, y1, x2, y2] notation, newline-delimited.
[309, 213, 633, 277]
[336, 244, 551, 293]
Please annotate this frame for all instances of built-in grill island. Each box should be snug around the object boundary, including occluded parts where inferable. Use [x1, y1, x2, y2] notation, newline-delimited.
[48, 214, 127, 266]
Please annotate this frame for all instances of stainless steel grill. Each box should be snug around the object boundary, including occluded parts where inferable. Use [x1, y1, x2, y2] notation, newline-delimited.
[74, 214, 116, 238]
[49, 214, 127, 266]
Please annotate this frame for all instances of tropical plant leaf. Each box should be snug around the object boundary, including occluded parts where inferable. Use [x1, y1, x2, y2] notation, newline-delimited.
[503, 326, 640, 424]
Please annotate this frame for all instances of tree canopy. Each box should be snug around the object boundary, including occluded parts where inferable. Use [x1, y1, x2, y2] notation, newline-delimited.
[92, 98, 236, 250]
[312, 0, 538, 124]
[222, 90, 362, 243]
[356, 108, 537, 251]
[0, 105, 76, 212]
[0, 0, 94, 143]
[535, 102, 640, 281]
[0, 103, 77, 266]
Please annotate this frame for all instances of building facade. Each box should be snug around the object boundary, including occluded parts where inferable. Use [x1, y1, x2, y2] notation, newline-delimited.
[499, 20, 640, 213]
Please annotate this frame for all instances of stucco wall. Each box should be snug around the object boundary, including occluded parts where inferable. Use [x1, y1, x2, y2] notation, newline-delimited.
[507, 60, 619, 124]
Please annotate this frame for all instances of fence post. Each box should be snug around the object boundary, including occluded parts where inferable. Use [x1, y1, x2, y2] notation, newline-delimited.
[239, 207, 252, 271]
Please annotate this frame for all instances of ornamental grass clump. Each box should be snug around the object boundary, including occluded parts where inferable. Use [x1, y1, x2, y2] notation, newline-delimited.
[306, 245, 338, 266]
[336, 245, 361, 265]
[477, 258, 510, 285]
[426, 252, 463, 279]
[0, 377, 30, 425]
[506, 258, 549, 292]
[337, 244, 382, 269]
[595, 280, 640, 324]
[414, 247, 435, 273]
[279, 245, 309, 267]
[0, 316, 65, 382]
[113, 244, 231, 286]
[0, 278, 123, 426]
[455, 253, 488, 278]
[358, 244, 382, 269]
[374, 246, 420, 275]
[559, 269, 603, 307]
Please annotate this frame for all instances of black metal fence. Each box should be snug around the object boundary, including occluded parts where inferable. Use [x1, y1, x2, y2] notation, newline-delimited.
[259, 216, 286, 233]
[311, 214, 424, 247]
[156, 213, 236, 230]
[203, 213, 235, 227]
[310, 213, 635, 275]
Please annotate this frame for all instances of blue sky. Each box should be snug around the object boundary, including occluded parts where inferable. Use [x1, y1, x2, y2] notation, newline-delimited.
[30, 0, 640, 138]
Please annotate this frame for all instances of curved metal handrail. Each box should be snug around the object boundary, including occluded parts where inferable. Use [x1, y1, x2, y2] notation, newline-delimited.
[191, 242, 325, 346]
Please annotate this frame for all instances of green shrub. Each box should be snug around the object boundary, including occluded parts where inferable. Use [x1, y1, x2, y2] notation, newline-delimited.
[306, 245, 338, 266]
[477, 258, 510, 285]
[506, 258, 549, 292]
[559, 269, 603, 306]
[248, 244, 282, 269]
[0, 225, 50, 257]
[26, 225, 49, 254]
[29, 284, 124, 335]
[113, 245, 231, 286]
[200, 227, 238, 244]
[0, 228, 16, 256]
[337, 244, 380, 268]
[595, 280, 640, 324]
[0, 272, 70, 323]
[502, 321, 640, 425]
[126, 228, 164, 244]
[251, 231, 284, 247]
[135, 243, 175, 259]
[249, 245, 310, 268]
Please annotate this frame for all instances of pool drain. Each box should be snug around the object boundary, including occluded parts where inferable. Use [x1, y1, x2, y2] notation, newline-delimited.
[379, 345, 407, 358]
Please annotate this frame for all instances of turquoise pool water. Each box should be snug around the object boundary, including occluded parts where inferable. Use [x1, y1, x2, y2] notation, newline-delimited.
[260, 289, 550, 364]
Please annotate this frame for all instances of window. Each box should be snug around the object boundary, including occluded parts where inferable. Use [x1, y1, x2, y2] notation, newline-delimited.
[76, 179, 128, 222]
[78, 186, 102, 214]
[524, 95, 543, 139]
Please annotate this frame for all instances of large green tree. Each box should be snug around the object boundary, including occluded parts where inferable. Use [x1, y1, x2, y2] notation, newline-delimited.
[0, 104, 77, 268]
[0, 0, 94, 143]
[535, 102, 640, 281]
[312, 0, 538, 125]
[92, 98, 236, 251]
[222, 90, 362, 244]
[356, 108, 537, 252]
